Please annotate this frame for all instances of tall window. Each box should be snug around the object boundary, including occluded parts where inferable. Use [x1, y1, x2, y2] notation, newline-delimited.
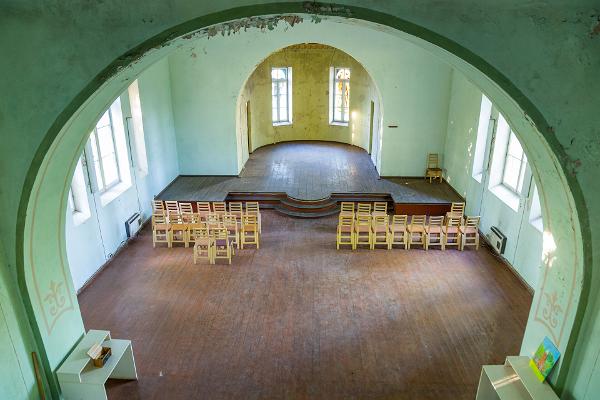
[271, 67, 292, 125]
[502, 131, 528, 193]
[68, 156, 91, 224]
[330, 67, 350, 124]
[128, 80, 149, 176]
[471, 94, 492, 181]
[90, 109, 121, 192]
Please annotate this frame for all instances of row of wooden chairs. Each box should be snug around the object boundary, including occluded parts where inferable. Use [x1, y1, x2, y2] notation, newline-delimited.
[339, 201, 388, 218]
[152, 200, 262, 233]
[336, 213, 480, 251]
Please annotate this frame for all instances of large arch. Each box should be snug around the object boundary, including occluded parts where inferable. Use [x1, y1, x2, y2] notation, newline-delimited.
[16, 6, 588, 397]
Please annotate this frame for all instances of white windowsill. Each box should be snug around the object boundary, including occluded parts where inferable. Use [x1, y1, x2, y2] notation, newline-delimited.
[72, 210, 91, 226]
[530, 216, 544, 232]
[330, 121, 349, 127]
[100, 181, 132, 207]
[489, 184, 520, 212]
[273, 121, 292, 127]
[472, 172, 483, 183]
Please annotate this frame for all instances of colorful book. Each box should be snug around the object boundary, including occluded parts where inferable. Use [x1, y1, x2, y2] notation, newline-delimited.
[529, 336, 560, 382]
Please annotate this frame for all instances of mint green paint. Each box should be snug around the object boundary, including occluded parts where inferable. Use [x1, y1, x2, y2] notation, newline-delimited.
[1, 3, 597, 399]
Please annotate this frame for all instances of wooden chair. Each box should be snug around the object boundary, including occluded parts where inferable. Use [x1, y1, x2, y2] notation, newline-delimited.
[241, 214, 259, 249]
[425, 153, 443, 183]
[354, 214, 373, 249]
[187, 217, 207, 247]
[152, 213, 171, 248]
[447, 202, 465, 220]
[213, 227, 232, 264]
[371, 215, 390, 250]
[179, 202, 194, 215]
[165, 200, 180, 215]
[460, 216, 480, 250]
[442, 215, 463, 250]
[228, 202, 244, 221]
[212, 202, 227, 217]
[169, 212, 187, 247]
[336, 214, 354, 250]
[388, 215, 408, 249]
[407, 215, 427, 249]
[356, 203, 372, 218]
[425, 216, 444, 250]
[206, 212, 221, 229]
[245, 202, 262, 234]
[340, 202, 355, 218]
[192, 227, 214, 264]
[223, 214, 239, 250]
[152, 199, 165, 216]
[196, 201, 211, 221]
[372, 202, 387, 217]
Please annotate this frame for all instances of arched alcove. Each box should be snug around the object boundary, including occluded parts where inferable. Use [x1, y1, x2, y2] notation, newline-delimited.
[17, 10, 585, 397]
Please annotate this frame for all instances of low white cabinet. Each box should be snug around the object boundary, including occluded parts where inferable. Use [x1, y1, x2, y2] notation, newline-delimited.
[57, 330, 137, 400]
[476, 356, 558, 400]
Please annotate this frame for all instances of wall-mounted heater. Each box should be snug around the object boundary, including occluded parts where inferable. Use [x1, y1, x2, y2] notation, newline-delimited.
[487, 226, 507, 255]
[125, 213, 143, 238]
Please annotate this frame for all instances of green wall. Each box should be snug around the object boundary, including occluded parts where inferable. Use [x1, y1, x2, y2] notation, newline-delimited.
[241, 44, 380, 152]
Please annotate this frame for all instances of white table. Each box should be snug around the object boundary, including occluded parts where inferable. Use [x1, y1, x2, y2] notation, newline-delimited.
[56, 330, 137, 400]
[476, 356, 559, 400]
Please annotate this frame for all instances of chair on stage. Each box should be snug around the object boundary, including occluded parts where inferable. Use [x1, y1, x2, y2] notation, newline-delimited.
[425, 153, 443, 183]
[388, 214, 408, 249]
[425, 215, 444, 250]
[340, 202, 355, 218]
[460, 216, 480, 250]
[241, 214, 260, 249]
[336, 214, 355, 250]
[442, 215, 463, 250]
[223, 214, 239, 250]
[372, 202, 387, 217]
[371, 215, 390, 249]
[245, 202, 262, 234]
[407, 215, 426, 249]
[196, 202, 211, 221]
[193, 227, 214, 264]
[152, 213, 171, 248]
[213, 227, 232, 264]
[354, 214, 373, 249]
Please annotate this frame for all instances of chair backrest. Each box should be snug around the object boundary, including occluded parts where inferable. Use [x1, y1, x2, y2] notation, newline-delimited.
[212, 227, 228, 240]
[373, 202, 387, 214]
[245, 201, 260, 215]
[152, 213, 168, 226]
[212, 202, 226, 214]
[196, 201, 211, 213]
[357, 203, 372, 215]
[179, 202, 194, 215]
[428, 215, 444, 227]
[372, 214, 388, 226]
[464, 216, 480, 229]
[152, 200, 165, 215]
[338, 214, 354, 229]
[356, 214, 371, 226]
[391, 214, 408, 226]
[427, 153, 439, 169]
[206, 213, 221, 225]
[410, 215, 426, 227]
[168, 211, 184, 224]
[222, 214, 238, 227]
[340, 202, 355, 213]
[450, 202, 465, 217]
[191, 226, 211, 240]
[446, 215, 462, 228]
[228, 202, 243, 216]
[165, 200, 179, 214]
[242, 214, 258, 229]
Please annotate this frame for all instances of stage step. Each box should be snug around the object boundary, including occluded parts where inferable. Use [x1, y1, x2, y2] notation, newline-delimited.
[274, 197, 340, 218]
[274, 205, 340, 218]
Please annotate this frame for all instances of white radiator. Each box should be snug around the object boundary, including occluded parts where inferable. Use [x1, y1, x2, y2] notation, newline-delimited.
[487, 226, 507, 255]
[125, 213, 143, 238]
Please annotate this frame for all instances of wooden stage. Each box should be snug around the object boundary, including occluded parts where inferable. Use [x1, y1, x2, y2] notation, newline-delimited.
[158, 142, 463, 217]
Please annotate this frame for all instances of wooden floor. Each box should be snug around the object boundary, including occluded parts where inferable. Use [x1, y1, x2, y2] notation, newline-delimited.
[79, 211, 532, 400]
[159, 141, 463, 203]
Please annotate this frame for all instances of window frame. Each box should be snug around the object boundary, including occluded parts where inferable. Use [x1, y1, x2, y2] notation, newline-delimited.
[271, 67, 292, 125]
[501, 131, 528, 194]
[90, 108, 122, 193]
[330, 67, 351, 125]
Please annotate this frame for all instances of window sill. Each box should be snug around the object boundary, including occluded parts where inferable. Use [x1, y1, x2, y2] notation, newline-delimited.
[273, 121, 292, 127]
[489, 184, 520, 212]
[472, 172, 483, 183]
[72, 210, 91, 226]
[530, 216, 544, 232]
[330, 121, 349, 127]
[100, 181, 131, 207]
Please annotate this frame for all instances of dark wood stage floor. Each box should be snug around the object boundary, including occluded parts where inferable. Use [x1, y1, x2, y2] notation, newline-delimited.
[159, 141, 463, 203]
[79, 211, 532, 400]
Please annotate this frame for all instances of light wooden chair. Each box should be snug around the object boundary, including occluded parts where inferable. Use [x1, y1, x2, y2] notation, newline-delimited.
[460, 216, 480, 250]
[196, 201, 211, 221]
[206, 212, 221, 229]
[371, 215, 390, 250]
[388, 215, 408, 249]
[228, 202, 244, 221]
[169, 212, 187, 247]
[212, 202, 227, 217]
[152, 199, 165, 216]
[425, 153, 443, 183]
[442, 215, 463, 250]
[187, 217, 207, 247]
[407, 215, 427, 249]
[152, 213, 171, 248]
[165, 200, 180, 215]
[193, 227, 214, 264]
[340, 202, 355, 218]
[354, 214, 373, 249]
[179, 202, 194, 215]
[425, 216, 444, 251]
[241, 214, 260, 249]
[223, 214, 239, 250]
[336, 214, 355, 250]
[245, 202, 262, 234]
[213, 227, 232, 264]
[356, 203, 372, 218]
[372, 202, 388, 217]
